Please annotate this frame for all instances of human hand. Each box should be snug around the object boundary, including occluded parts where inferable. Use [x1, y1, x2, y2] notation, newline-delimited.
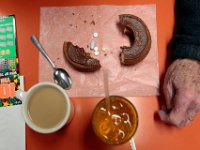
[158, 59, 200, 127]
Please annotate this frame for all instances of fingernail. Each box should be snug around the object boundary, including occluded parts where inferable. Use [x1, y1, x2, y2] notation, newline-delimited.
[158, 110, 168, 122]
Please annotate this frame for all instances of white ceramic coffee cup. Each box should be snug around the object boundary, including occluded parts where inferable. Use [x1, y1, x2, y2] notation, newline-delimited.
[16, 82, 74, 134]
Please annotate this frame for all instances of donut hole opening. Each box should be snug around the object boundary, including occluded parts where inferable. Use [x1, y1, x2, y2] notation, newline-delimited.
[116, 22, 135, 48]
[123, 27, 135, 47]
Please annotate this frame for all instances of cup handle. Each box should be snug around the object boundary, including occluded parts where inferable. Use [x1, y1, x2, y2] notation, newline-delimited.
[15, 90, 27, 101]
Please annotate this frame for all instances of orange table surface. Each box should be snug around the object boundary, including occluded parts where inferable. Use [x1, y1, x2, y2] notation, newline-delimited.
[1, 0, 200, 150]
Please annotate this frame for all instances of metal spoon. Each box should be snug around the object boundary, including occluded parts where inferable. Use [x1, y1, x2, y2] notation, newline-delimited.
[30, 35, 72, 90]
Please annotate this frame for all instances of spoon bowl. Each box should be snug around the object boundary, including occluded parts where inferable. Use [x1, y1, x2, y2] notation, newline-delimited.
[53, 68, 72, 90]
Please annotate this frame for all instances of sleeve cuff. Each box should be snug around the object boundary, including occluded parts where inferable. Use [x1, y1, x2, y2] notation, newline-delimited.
[173, 43, 200, 61]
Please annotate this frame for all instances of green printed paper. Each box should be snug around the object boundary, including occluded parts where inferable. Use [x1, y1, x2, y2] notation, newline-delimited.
[0, 15, 21, 107]
[0, 15, 16, 58]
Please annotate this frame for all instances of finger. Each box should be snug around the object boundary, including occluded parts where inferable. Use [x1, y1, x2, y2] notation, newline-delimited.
[187, 101, 200, 118]
[168, 91, 192, 127]
[163, 65, 176, 110]
[179, 102, 200, 127]
[159, 91, 191, 127]
[163, 77, 174, 110]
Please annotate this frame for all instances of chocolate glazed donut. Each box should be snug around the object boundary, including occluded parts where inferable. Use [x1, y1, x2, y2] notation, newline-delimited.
[63, 42, 101, 72]
[119, 14, 151, 65]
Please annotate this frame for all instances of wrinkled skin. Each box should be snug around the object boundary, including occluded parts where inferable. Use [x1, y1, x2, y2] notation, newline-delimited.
[158, 59, 200, 127]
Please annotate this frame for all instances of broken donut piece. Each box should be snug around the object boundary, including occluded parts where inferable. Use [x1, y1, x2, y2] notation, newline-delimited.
[119, 14, 151, 65]
[63, 42, 101, 72]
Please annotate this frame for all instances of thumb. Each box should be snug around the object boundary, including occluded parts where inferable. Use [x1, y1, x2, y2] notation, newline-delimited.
[159, 90, 191, 127]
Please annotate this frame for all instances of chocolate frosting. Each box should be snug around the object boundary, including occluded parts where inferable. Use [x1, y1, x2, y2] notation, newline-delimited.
[63, 42, 101, 72]
[119, 14, 151, 65]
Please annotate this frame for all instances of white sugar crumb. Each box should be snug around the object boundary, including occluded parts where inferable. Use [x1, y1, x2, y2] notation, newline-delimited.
[94, 46, 99, 51]
[94, 51, 100, 55]
[93, 32, 98, 38]
[102, 47, 106, 52]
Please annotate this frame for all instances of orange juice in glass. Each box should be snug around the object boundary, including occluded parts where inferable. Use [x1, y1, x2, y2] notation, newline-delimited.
[92, 95, 138, 145]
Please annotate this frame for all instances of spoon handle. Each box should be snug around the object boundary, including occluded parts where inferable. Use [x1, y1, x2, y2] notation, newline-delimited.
[30, 35, 56, 69]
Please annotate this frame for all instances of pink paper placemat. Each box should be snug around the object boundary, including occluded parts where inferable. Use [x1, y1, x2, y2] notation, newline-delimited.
[39, 5, 159, 97]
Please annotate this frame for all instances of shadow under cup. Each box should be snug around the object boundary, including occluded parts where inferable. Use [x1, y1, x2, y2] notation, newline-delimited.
[23, 83, 73, 134]
[92, 96, 138, 145]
